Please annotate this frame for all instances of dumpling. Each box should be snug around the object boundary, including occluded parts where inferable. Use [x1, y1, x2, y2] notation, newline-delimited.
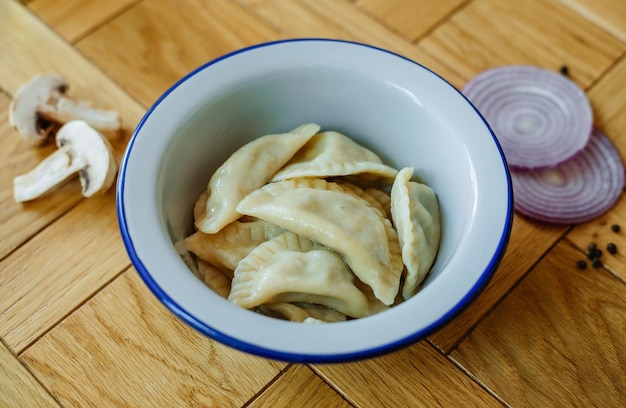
[195, 123, 320, 234]
[193, 190, 210, 222]
[271, 131, 398, 183]
[364, 187, 392, 219]
[335, 181, 388, 218]
[236, 178, 403, 305]
[390, 167, 441, 299]
[256, 302, 347, 323]
[229, 231, 388, 318]
[195, 259, 231, 298]
[186, 219, 284, 277]
[296, 303, 347, 322]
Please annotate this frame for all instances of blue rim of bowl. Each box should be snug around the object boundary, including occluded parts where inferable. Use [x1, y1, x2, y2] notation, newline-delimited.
[116, 38, 514, 364]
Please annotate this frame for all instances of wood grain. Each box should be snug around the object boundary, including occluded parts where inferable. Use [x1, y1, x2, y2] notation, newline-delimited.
[587, 53, 626, 162]
[566, 183, 626, 282]
[248, 365, 352, 408]
[3, 0, 626, 407]
[565, 55, 626, 282]
[419, 0, 625, 85]
[0, 0, 144, 259]
[0, 189, 129, 353]
[0, 0, 144, 124]
[428, 214, 567, 352]
[28, 0, 140, 42]
[0, 340, 60, 408]
[312, 342, 502, 407]
[0, 94, 83, 261]
[357, 0, 467, 41]
[21, 269, 284, 407]
[237, 0, 465, 89]
[75, 0, 282, 108]
[557, 0, 626, 42]
[451, 240, 626, 407]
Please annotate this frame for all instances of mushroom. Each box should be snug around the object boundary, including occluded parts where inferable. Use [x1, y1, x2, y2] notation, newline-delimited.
[13, 120, 118, 202]
[9, 74, 121, 146]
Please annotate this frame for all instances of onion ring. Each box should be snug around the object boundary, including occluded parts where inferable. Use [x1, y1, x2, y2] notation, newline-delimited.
[511, 128, 624, 224]
[463, 65, 593, 169]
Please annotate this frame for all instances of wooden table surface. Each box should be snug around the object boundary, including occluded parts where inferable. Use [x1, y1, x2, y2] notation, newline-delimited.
[1, 0, 625, 406]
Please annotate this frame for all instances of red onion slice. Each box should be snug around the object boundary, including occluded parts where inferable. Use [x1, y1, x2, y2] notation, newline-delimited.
[511, 128, 624, 224]
[463, 65, 593, 169]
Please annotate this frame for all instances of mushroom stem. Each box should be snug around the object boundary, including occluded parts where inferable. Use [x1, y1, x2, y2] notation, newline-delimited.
[9, 74, 122, 146]
[38, 97, 121, 132]
[13, 120, 117, 202]
[13, 145, 86, 202]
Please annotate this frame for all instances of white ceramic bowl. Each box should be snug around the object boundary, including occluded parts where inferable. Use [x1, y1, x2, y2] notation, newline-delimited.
[117, 39, 513, 363]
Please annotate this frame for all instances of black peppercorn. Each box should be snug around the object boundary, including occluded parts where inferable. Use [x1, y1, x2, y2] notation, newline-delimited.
[611, 224, 621, 233]
[576, 260, 587, 270]
[607, 243, 617, 254]
[559, 65, 569, 76]
[592, 258, 603, 268]
[587, 242, 597, 253]
[587, 248, 602, 260]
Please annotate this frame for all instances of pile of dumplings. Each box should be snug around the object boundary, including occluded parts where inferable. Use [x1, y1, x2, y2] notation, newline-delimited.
[183, 123, 441, 323]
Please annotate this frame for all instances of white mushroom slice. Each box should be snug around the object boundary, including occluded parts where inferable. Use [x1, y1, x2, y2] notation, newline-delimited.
[195, 123, 320, 234]
[13, 120, 117, 202]
[9, 74, 68, 145]
[390, 167, 441, 299]
[9, 74, 121, 145]
[37, 97, 121, 132]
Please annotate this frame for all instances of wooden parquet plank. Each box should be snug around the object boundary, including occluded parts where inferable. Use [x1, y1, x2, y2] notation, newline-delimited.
[451, 240, 626, 407]
[247, 365, 352, 408]
[312, 341, 502, 408]
[557, 0, 626, 42]
[28, 0, 139, 42]
[0, 0, 144, 259]
[428, 215, 567, 352]
[566, 56, 626, 281]
[419, 0, 625, 86]
[21, 269, 284, 408]
[75, 0, 283, 108]
[0, 1, 144, 122]
[0, 94, 82, 261]
[357, 0, 466, 41]
[586, 54, 626, 165]
[0, 189, 129, 353]
[0, 340, 60, 408]
[425, 0, 626, 353]
[237, 0, 465, 88]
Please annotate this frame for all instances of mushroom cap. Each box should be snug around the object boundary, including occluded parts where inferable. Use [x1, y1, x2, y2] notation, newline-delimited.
[9, 74, 68, 145]
[55, 120, 117, 197]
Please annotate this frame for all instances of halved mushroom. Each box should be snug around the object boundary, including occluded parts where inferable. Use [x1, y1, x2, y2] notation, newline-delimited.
[13, 120, 117, 202]
[9, 74, 121, 146]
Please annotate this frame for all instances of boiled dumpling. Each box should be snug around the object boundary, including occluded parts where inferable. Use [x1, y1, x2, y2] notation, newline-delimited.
[272, 131, 398, 183]
[195, 259, 231, 298]
[236, 178, 403, 305]
[391, 167, 441, 299]
[229, 231, 388, 317]
[256, 302, 347, 323]
[195, 123, 320, 233]
[186, 219, 284, 277]
[193, 190, 210, 223]
[364, 187, 392, 219]
[335, 181, 389, 218]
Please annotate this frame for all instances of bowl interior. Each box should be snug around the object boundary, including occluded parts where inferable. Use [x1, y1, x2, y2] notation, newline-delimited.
[119, 39, 512, 362]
